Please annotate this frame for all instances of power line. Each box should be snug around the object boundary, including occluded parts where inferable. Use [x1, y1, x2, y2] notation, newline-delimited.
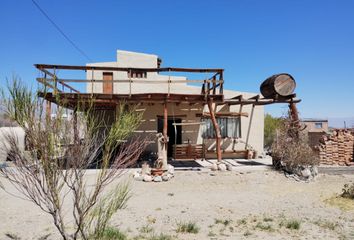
[31, 0, 93, 62]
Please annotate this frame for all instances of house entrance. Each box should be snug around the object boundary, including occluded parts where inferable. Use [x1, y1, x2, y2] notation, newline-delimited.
[157, 117, 182, 157]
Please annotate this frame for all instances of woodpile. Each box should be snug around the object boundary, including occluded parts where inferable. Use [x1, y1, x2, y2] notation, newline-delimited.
[319, 130, 354, 166]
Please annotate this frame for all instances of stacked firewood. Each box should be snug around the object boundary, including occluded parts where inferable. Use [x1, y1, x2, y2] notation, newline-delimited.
[319, 130, 354, 165]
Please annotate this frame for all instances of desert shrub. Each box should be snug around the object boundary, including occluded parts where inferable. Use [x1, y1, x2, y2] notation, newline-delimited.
[98, 227, 127, 240]
[285, 220, 301, 230]
[255, 222, 274, 231]
[176, 221, 200, 234]
[341, 183, 354, 199]
[140, 224, 154, 234]
[148, 233, 174, 240]
[263, 217, 273, 222]
[214, 218, 232, 226]
[272, 116, 319, 170]
[237, 218, 247, 225]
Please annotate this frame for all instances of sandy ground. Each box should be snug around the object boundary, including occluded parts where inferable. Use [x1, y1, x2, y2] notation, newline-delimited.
[0, 167, 354, 240]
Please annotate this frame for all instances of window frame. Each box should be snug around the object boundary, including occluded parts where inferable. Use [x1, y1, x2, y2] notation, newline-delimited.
[201, 117, 241, 139]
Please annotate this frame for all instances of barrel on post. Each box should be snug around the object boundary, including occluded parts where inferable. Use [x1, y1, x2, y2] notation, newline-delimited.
[260, 73, 296, 99]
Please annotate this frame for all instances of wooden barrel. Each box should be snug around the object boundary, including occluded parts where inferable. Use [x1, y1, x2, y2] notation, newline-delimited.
[260, 73, 296, 99]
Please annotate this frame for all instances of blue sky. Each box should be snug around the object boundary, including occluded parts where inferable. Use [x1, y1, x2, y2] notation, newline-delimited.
[0, 0, 353, 125]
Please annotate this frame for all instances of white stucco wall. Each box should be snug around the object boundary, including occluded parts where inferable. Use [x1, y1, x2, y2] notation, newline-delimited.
[85, 50, 264, 156]
[86, 50, 187, 94]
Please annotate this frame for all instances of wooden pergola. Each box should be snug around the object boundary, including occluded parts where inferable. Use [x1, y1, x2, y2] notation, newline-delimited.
[35, 64, 301, 162]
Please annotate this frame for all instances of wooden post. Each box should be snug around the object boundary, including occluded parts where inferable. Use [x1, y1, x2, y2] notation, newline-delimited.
[163, 103, 168, 140]
[212, 76, 216, 95]
[207, 99, 222, 162]
[91, 69, 94, 94]
[245, 104, 255, 149]
[73, 109, 79, 144]
[289, 102, 300, 126]
[219, 71, 224, 94]
[46, 100, 51, 119]
[289, 102, 300, 139]
[162, 102, 168, 170]
[129, 69, 132, 98]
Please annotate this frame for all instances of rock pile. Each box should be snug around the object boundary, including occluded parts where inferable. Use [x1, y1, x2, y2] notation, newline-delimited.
[319, 130, 354, 166]
[284, 165, 318, 182]
[133, 163, 175, 182]
[210, 161, 233, 171]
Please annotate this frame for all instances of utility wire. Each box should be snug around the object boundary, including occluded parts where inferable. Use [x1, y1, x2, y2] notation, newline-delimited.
[31, 0, 93, 62]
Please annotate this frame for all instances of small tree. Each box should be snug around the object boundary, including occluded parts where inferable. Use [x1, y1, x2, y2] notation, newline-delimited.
[0, 79, 148, 239]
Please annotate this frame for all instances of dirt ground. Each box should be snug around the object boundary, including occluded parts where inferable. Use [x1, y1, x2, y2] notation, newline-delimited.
[0, 168, 354, 240]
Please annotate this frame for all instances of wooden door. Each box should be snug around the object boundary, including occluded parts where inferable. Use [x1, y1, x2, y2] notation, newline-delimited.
[103, 72, 113, 94]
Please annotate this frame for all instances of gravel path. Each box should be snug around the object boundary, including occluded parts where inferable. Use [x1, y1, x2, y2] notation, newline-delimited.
[0, 169, 353, 239]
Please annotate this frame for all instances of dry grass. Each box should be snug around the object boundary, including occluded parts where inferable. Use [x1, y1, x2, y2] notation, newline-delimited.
[176, 221, 200, 234]
[324, 196, 354, 211]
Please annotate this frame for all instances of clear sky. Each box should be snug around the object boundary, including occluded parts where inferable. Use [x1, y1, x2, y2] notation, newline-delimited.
[1, 0, 353, 123]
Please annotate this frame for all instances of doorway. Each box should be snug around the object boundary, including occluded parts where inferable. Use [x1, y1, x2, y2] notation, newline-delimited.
[157, 118, 182, 157]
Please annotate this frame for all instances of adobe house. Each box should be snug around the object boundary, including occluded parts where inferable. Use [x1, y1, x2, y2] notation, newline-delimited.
[36, 50, 300, 162]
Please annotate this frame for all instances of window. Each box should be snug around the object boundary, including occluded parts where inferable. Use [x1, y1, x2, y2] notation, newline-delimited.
[128, 70, 147, 78]
[202, 117, 241, 139]
[315, 122, 323, 129]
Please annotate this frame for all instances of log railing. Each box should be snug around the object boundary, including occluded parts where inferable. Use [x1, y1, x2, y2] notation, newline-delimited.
[35, 64, 224, 96]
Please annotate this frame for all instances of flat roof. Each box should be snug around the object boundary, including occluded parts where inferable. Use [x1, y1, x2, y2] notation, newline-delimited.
[302, 118, 328, 122]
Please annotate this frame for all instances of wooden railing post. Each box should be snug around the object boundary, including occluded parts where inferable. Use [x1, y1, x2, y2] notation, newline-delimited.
[219, 71, 224, 94]
[207, 79, 211, 95]
[129, 69, 132, 98]
[53, 67, 57, 95]
[91, 69, 94, 94]
[212, 76, 216, 95]
[168, 69, 171, 96]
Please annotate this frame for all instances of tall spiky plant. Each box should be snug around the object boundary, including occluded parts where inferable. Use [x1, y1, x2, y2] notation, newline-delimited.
[0, 78, 148, 239]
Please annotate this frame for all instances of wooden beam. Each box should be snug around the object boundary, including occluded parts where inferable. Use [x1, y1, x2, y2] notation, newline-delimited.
[207, 99, 222, 162]
[38, 92, 224, 104]
[37, 78, 216, 84]
[225, 98, 301, 105]
[34, 64, 224, 73]
[37, 78, 62, 93]
[249, 95, 260, 100]
[36, 74, 79, 93]
[172, 122, 204, 126]
[196, 112, 249, 118]
[157, 114, 187, 118]
[230, 95, 243, 100]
